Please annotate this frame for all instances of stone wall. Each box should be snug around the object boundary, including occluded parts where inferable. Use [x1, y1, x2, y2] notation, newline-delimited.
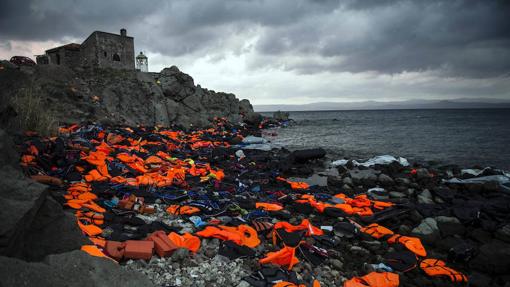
[81, 32, 134, 70]
[46, 48, 80, 66]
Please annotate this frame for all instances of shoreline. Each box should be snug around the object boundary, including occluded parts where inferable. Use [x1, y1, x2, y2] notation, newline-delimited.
[4, 118, 510, 286]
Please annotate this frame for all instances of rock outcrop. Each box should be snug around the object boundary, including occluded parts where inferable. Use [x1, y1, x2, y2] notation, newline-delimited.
[0, 129, 86, 260]
[0, 250, 154, 287]
[0, 63, 258, 130]
[0, 128, 153, 285]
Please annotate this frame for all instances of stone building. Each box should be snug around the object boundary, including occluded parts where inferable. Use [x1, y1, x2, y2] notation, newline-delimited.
[39, 29, 135, 70]
[43, 43, 81, 66]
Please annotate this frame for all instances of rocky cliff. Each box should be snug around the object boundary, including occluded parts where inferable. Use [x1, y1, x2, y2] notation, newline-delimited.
[0, 62, 259, 286]
[0, 62, 258, 132]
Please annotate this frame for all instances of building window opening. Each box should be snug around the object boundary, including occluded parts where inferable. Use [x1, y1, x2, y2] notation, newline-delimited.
[104, 51, 107, 57]
[113, 53, 121, 61]
[56, 54, 61, 65]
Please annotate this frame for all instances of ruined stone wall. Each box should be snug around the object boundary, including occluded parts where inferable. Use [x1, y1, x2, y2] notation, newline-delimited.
[64, 49, 81, 67]
[80, 34, 98, 68]
[47, 51, 59, 65]
[96, 33, 134, 70]
[46, 48, 80, 66]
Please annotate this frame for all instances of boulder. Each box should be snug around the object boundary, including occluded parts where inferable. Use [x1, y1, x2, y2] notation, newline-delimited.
[435, 216, 465, 237]
[243, 111, 263, 125]
[22, 197, 89, 261]
[469, 228, 493, 244]
[395, 177, 411, 186]
[0, 129, 87, 260]
[417, 189, 434, 204]
[470, 240, 510, 274]
[378, 174, 394, 186]
[0, 166, 47, 257]
[0, 250, 154, 287]
[495, 224, 510, 243]
[349, 169, 380, 187]
[411, 217, 440, 244]
[330, 258, 344, 270]
[0, 129, 18, 167]
[239, 99, 253, 114]
[415, 168, 432, 180]
[327, 175, 343, 187]
[159, 66, 195, 101]
[290, 148, 326, 163]
[0, 164, 88, 261]
[389, 191, 406, 199]
[468, 272, 492, 287]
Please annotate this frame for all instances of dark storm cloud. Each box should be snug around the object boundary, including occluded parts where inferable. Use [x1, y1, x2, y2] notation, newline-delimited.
[144, 0, 341, 57]
[1, 0, 509, 78]
[0, 0, 162, 41]
[254, 0, 510, 78]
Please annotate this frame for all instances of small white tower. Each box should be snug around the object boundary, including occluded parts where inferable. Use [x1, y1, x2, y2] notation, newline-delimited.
[136, 51, 148, 72]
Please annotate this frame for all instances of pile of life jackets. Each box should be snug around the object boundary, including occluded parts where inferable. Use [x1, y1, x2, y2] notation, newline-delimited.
[358, 223, 467, 284]
[295, 193, 394, 217]
[17, 120, 469, 286]
[259, 219, 325, 270]
[20, 121, 238, 261]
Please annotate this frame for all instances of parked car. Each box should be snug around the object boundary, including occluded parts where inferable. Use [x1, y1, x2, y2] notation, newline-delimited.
[9, 56, 36, 66]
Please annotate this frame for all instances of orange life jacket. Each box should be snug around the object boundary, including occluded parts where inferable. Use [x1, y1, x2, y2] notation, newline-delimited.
[274, 219, 324, 237]
[344, 272, 399, 287]
[81, 245, 116, 262]
[76, 210, 105, 225]
[361, 223, 394, 239]
[168, 232, 201, 253]
[84, 169, 109, 182]
[145, 155, 164, 165]
[296, 195, 331, 213]
[166, 205, 200, 215]
[66, 199, 106, 213]
[67, 182, 92, 193]
[77, 218, 103, 237]
[256, 202, 284, 211]
[259, 246, 299, 270]
[387, 234, 427, 257]
[273, 280, 321, 287]
[20, 154, 36, 166]
[372, 200, 394, 210]
[277, 176, 310, 190]
[420, 259, 468, 283]
[81, 245, 107, 258]
[196, 225, 260, 248]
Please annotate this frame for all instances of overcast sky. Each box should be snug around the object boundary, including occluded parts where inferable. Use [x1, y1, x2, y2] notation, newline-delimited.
[1, 0, 509, 105]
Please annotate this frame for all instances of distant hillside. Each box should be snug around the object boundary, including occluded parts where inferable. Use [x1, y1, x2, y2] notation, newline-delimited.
[254, 98, 510, 112]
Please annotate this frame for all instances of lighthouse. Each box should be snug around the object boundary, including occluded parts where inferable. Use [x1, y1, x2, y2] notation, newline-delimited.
[136, 51, 148, 72]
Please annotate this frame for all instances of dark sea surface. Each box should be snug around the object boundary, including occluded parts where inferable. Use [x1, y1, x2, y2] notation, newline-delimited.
[261, 109, 510, 170]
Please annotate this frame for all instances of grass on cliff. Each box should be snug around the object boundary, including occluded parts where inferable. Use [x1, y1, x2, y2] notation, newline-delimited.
[10, 88, 58, 136]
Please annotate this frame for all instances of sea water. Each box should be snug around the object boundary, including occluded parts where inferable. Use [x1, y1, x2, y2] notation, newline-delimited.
[262, 109, 510, 170]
